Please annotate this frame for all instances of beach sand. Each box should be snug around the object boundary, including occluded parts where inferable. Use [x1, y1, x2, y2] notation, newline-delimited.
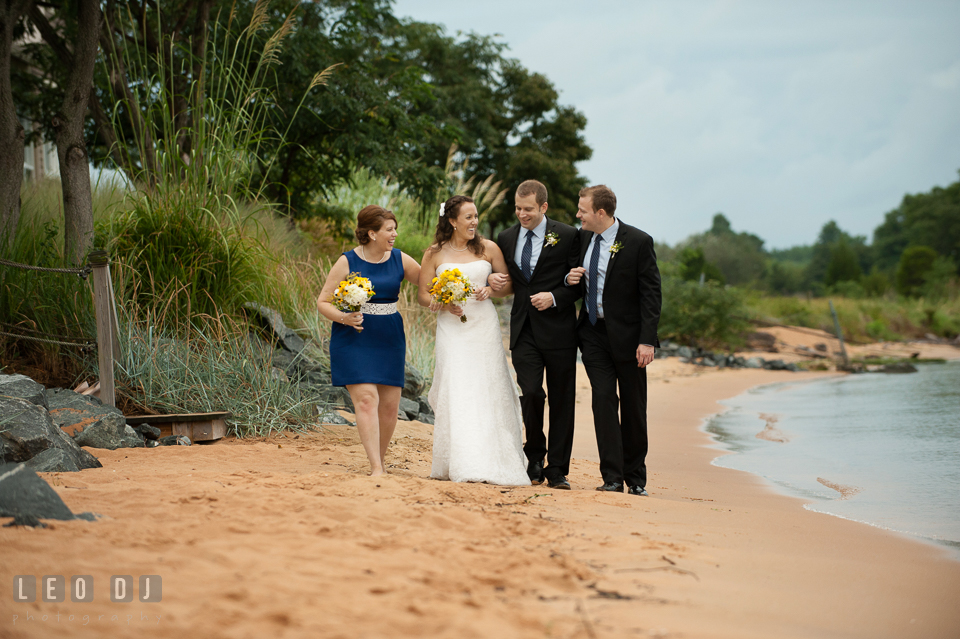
[4, 342, 960, 638]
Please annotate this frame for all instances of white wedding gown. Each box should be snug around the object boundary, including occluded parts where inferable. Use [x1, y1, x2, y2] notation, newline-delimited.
[428, 260, 531, 485]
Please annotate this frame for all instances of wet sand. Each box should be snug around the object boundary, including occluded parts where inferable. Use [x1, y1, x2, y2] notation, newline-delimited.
[3, 345, 960, 638]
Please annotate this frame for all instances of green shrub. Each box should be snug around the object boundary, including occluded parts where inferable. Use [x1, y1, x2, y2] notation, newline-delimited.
[896, 246, 938, 296]
[659, 276, 747, 348]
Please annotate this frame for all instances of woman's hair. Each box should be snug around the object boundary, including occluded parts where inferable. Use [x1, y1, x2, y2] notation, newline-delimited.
[430, 195, 485, 257]
[355, 205, 398, 245]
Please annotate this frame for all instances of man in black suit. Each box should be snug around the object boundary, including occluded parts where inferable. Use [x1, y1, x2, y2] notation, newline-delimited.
[491, 180, 581, 489]
[566, 185, 661, 496]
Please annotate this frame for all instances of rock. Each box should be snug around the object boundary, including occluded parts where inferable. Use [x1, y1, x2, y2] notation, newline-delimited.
[417, 395, 433, 417]
[271, 348, 327, 380]
[734, 356, 746, 367]
[158, 435, 191, 446]
[316, 410, 353, 426]
[313, 385, 354, 411]
[403, 363, 426, 400]
[243, 303, 306, 353]
[882, 362, 918, 374]
[399, 396, 420, 420]
[746, 332, 778, 352]
[24, 448, 80, 473]
[814, 343, 828, 352]
[0, 396, 101, 471]
[74, 420, 144, 450]
[417, 413, 435, 425]
[45, 388, 123, 436]
[0, 463, 96, 522]
[132, 424, 162, 441]
[0, 374, 48, 409]
[764, 359, 788, 371]
[744, 357, 764, 369]
[677, 346, 693, 359]
[270, 367, 290, 383]
[700, 357, 717, 367]
[786, 363, 801, 372]
[146, 439, 161, 448]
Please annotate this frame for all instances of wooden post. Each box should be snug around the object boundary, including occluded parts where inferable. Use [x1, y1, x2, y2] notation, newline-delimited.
[829, 299, 850, 368]
[89, 250, 116, 407]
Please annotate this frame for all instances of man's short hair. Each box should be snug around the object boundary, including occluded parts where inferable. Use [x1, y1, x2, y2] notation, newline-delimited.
[516, 180, 548, 207]
[579, 185, 617, 218]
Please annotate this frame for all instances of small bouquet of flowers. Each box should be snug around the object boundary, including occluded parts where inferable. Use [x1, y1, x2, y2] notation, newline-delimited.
[331, 272, 375, 332]
[430, 268, 473, 323]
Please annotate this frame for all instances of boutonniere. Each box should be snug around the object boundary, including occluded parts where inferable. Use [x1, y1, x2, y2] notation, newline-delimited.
[609, 241, 624, 256]
[545, 231, 560, 247]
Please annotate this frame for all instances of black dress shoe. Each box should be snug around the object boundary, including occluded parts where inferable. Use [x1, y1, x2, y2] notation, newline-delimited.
[546, 476, 571, 490]
[527, 460, 544, 485]
[595, 481, 624, 492]
[627, 485, 648, 496]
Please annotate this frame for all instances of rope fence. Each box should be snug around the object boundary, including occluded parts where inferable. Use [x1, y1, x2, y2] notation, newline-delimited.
[1, 250, 120, 406]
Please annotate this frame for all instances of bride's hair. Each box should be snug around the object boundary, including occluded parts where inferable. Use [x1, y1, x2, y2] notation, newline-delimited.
[430, 195, 485, 257]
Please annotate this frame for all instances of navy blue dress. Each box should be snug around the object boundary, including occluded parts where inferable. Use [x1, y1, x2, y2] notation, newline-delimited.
[330, 248, 406, 388]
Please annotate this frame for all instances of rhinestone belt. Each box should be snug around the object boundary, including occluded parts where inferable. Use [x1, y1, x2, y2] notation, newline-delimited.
[360, 302, 398, 315]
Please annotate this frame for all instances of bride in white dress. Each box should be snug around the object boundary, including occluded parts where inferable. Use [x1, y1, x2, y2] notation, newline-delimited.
[418, 195, 531, 486]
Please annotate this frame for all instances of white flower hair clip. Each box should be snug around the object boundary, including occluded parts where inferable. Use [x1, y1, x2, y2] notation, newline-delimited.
[439, 202, 446, 217]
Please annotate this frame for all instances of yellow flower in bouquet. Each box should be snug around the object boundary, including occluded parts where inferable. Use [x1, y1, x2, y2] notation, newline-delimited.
[331, 272, 375, 332]
[430, 268, 473, 323]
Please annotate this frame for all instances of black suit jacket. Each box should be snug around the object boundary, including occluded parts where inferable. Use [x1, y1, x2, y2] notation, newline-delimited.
[497, 218, 582, 350]
[576, 221, 661, 358]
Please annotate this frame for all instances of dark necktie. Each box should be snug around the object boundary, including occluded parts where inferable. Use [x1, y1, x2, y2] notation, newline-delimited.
[521, 229, 534, 281]
[587, 234, 602, 325]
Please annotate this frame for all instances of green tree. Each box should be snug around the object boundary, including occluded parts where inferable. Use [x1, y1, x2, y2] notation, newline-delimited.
[896, 245, 938, 297]
[824, 238, 862, 286]
[680, 214, 765, 286]
[805, 220, 871, 287]
[874, 170, 960, 272]
[677, 246, 725, 285]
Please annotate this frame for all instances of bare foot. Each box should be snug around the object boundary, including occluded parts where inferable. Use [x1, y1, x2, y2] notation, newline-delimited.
[369, 468, 386, 477]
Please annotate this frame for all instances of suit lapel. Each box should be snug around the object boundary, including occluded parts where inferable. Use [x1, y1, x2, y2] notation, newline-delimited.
[602, 223, 628, 304]
[505, 224, 521, 268]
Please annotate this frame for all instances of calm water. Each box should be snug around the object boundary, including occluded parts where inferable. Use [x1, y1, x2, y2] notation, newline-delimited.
[706, 361, 960, 555]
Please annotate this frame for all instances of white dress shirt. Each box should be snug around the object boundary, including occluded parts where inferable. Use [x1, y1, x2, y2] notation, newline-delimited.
[582, 219, 620, 319]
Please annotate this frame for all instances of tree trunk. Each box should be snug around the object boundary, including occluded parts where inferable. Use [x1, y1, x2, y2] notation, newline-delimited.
[0, 0, 33, 253]
[52, 0, 101, 265]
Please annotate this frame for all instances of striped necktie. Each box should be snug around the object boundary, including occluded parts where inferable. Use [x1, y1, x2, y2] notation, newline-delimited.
[520, 229, 534, 281]
[587, 234, 602, 325]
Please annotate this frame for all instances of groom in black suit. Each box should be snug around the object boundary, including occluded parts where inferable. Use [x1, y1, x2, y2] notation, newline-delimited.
[567, 185, 661, 496]
[492, 180, 581, 489]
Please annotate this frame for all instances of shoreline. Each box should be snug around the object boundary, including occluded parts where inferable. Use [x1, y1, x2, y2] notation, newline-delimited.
[699, 364, 960, 560]
[3, 346, 960, 637]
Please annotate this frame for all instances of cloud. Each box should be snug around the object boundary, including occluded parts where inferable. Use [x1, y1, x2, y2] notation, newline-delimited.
[394, 0, 960, 247]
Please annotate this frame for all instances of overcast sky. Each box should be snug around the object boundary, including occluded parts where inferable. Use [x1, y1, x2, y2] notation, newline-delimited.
[392, 0, 960, 249]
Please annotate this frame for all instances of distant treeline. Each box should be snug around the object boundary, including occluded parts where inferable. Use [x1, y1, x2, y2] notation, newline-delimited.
[658, 170, 960, 300]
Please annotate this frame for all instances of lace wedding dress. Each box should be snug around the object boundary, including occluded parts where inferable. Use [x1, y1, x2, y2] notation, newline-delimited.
[428, 260, 530, 485]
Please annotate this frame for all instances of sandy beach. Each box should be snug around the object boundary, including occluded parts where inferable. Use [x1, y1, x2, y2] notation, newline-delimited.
[4, 336, 960, 638]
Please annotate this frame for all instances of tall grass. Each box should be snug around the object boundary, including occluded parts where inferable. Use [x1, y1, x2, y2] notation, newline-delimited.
[0, 180, 125, 383]
[99, 0, 332, 326]
[114, 311, 322, 437]
[747, 293, 960, 342]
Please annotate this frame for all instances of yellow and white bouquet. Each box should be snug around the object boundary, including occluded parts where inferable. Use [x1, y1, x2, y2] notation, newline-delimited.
[430, 268, 473, 323]
[331, 272, 375, 332]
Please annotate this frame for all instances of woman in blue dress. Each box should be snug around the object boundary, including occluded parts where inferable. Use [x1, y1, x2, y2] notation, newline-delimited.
[317, 205, 421, 476]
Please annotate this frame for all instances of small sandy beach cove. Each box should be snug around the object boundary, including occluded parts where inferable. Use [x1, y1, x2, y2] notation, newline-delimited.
[4, 332, 960, 639]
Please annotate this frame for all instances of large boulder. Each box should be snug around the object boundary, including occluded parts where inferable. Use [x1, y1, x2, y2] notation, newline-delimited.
[74, 422, 144, 450]
[25, 448, 81, 473]
[314, 385, 354, 412]
[0, 396, 101, 471]
[398, 396, 420, 421]
[403, 363, 426, 400]
[0, 463, 97, 525]
[0, 374, 48, 409]
[243, 303, 306, 353]
[45, 388, 141, 449]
